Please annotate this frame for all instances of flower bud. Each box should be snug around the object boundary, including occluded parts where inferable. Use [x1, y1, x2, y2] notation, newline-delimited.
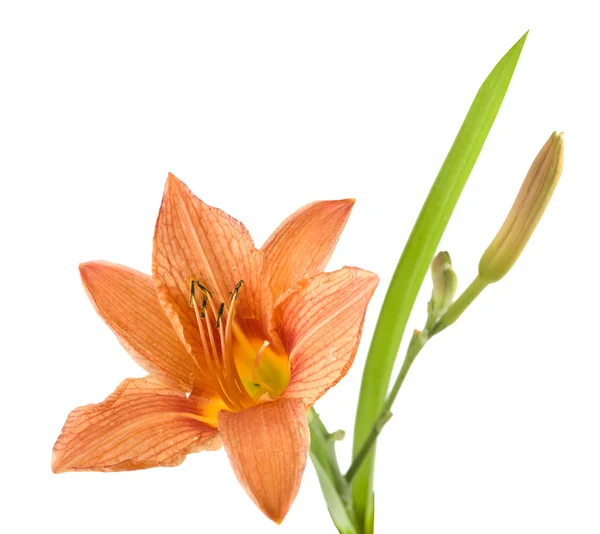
[479, 132, 564, 283]
[429, 251, 458, 316]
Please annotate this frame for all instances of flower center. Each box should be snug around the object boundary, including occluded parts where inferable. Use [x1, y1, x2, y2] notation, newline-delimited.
[189, 280, 290, 412]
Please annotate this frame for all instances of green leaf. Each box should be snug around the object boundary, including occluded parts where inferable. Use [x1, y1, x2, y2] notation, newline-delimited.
[311, 453, 358, 534]
[309, 409, 358, 533]
[350, 31, 529, 533]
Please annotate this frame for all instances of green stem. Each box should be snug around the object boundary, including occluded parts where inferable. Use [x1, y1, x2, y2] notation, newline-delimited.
[345, 276, 488, 485]
[345, 332, 426, 484]
[430, 276, 488, 335]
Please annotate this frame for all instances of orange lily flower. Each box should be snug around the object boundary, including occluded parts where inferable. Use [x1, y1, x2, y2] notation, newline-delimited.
[52, 173, 378, 523]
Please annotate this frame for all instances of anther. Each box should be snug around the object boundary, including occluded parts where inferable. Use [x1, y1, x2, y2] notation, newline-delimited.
[189, 280, 196, 307]
[216, 302, 225, 329]
[230, 280, 244, 303]
[196, 282, 212, 298]
[201, 297, 208, 319]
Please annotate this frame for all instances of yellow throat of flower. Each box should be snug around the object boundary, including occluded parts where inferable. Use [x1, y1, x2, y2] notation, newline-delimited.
[189, 280, 290, 413]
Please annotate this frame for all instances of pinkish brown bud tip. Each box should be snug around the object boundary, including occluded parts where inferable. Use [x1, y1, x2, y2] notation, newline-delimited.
[479, 131, 564, 283]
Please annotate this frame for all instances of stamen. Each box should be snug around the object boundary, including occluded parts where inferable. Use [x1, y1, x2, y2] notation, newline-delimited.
[188, 278, 256, 410]
[230, 280, 244, 303]
[207, 298, 228, 376]
[223, 280, 250, 399]
[189, 280, 196, 307]
[215, 303, 225, 329]
[225, 280, 243, 347]
[186, 282, 223, 394]
[189, 285, 235, 409]
[204, 305, 221, 367]
[196, 281, 212, 298]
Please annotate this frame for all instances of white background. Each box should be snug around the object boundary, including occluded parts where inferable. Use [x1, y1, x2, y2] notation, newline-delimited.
[1, 1, 599, 533]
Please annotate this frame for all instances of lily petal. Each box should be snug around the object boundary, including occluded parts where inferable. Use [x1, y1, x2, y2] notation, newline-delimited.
[261, 199, 355, 304]
[277, 267, 378, 407]
[152, 173, 274, 354]
[80, 261, 197, 391]
[218, 398, 309, 524]
[52, 377, 220, 473]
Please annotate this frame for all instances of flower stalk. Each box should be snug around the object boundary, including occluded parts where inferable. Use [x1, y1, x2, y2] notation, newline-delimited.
[345, 131, 565, 498]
